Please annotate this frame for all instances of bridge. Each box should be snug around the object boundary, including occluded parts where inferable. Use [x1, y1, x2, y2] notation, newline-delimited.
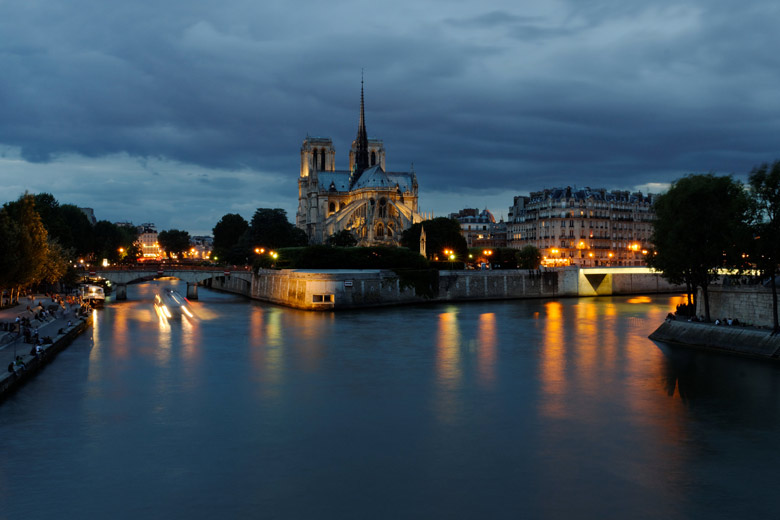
[78, 265, 254, 300]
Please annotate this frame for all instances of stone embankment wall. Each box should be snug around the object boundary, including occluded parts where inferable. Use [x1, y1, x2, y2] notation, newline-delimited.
[0, 316, 92, 401]
[650, 320, 780, 360]
[209, 267, 683, 311]
[696, 285, 776, 327]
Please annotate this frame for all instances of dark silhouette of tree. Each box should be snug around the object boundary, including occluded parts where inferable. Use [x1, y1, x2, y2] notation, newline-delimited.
[400, 218, 467, 260]
[748, 160, 780, 332]
[326, 229, 358, 247]
[0, 209, 22, 302]
[157, 229, 192, 259]
[516, 245, 543, 269]
[245, 208, 307, 251]
[648, 174, 750, 321]
[212, 213, 249, 263]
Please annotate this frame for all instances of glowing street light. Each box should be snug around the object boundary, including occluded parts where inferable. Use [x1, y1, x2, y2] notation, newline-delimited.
[254, 247, 265, 254]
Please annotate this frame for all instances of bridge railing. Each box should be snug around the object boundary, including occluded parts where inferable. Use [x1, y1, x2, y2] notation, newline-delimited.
[78, 264, 253, 272]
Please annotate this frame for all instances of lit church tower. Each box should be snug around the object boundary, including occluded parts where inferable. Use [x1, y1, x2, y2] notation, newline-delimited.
[296, 77, 422, 246]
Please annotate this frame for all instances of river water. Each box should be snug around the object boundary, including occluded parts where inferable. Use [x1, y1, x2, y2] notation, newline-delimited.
[1, 281, 779, 519]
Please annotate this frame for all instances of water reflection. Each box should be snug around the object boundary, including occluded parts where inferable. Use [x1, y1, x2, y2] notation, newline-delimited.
[435, 307, 462, 423]
[476, 313, 497, 387]
[539, 301, 566, 419]
[7, 289, 780, 519]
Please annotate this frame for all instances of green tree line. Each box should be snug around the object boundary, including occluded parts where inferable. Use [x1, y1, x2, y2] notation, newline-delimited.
[0, 193, 138, 304]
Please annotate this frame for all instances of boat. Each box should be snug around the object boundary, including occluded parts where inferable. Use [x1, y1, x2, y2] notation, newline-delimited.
[78, 284, 105, 305]
[154, 287, 194, 319]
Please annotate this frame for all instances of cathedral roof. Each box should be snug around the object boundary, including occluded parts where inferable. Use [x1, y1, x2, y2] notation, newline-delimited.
[352, 165, 391, 189]
[316, 166, 416, 193]
[317, 171, 351, 191]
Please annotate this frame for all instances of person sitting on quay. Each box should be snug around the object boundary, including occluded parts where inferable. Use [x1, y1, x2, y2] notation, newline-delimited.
[14, 356, 26, 371]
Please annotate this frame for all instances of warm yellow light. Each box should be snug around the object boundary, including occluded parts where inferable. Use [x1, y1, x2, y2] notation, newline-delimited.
[118, 247, 124, 253]
[551, 249, 559, 254]
[588, 252, 594, 257]
[608, 252, 614, 257]
[449, 254, 455, 260]
[642, 250, 648, 255]
[255, 247, 265, 254]
[79, 259, 84, 264]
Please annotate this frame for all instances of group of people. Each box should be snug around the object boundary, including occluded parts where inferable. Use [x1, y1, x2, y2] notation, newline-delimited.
[665, 312, 743, 326]
[7, 355, 27, 374]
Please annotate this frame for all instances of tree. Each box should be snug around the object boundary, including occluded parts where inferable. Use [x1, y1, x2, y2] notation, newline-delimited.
[59, 203, 96, 256]
[326, 229, 358, 247]
[245, 208, 307, 251]
[157, 229, 192, 259]
[2, 194, 50, 297]
[212, 213, 249, 262]
[516, 245, 543, 269]
[400, 218, 468, 260]
[0, 209, 21, 303]
[748, 160, 780, 331]
[648, 174, 750, 321]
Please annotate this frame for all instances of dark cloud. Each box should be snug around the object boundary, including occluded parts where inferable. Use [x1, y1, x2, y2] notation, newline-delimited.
[1, 0, 780, 232]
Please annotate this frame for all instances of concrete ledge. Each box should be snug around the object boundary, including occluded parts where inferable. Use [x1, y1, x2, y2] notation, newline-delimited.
[649, 320, 780, 360]
[0, 316, 92, 402]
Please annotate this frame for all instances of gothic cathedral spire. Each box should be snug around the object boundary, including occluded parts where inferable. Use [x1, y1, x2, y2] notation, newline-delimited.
[354, 73, 370, 174]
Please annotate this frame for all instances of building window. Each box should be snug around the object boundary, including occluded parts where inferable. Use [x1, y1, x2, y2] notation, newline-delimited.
[329, 202, 336, 214]
[320, 149, 326, 170]
[371, 151, 376, 166]
[312, 294, 334, 303]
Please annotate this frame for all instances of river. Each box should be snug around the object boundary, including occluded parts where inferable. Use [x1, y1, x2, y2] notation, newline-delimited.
[1, 281, 779, 519]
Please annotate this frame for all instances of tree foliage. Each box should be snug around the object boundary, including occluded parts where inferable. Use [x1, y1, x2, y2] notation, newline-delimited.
[157, 229, 192, 258]
[648, 174, 750, 321]
[748, 160, 780, 331]
[326, 229, 358, 247]
[212, 213, 249, 262]
[516, 245, 543, 269]
[248, 208, 308, 249]
[400, 218, 468, 260]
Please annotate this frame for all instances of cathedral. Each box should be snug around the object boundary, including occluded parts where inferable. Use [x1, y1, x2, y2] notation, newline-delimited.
[295, 81, 423, 246]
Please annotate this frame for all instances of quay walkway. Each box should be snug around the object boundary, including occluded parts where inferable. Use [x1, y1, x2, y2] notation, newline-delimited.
[0, 295, 90, 400]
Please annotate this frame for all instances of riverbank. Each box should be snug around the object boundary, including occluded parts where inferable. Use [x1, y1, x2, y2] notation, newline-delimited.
[208, 267, 684, 310]
[0, 297, 93, 402]
[649, 320, 780, 360]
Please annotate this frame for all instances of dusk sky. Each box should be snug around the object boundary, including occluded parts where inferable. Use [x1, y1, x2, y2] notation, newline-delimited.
[1, 0, 778, 235]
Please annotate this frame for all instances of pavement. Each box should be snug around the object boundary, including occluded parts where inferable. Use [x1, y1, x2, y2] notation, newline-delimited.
[0, 294, 86, 371]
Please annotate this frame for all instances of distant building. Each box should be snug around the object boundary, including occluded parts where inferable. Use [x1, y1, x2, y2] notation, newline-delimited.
[508, 187, 655, 267]
[449, 208, 507, 248]
[189, 236, 213, 260]
[136, 223, 160, 259]
[296, 80, 423, 246]
[79, 207, 97, 225]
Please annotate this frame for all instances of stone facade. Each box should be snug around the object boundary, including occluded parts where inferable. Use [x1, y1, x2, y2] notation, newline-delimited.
[508, 187, 655, 267]
[209, 267, 683, 311]
[295, 82, 422, 246]
[696, 285, 777, 327]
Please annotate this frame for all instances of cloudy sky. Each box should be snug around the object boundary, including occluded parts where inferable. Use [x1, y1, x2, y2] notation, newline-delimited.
[1, 0, 778, 234]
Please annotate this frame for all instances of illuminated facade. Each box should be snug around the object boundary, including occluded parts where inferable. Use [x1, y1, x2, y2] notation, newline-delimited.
[450, 208, 507, 248]
[295, 81, 423, 246]
[136, 223, 160, 259]
[508, 187, 655, 267]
